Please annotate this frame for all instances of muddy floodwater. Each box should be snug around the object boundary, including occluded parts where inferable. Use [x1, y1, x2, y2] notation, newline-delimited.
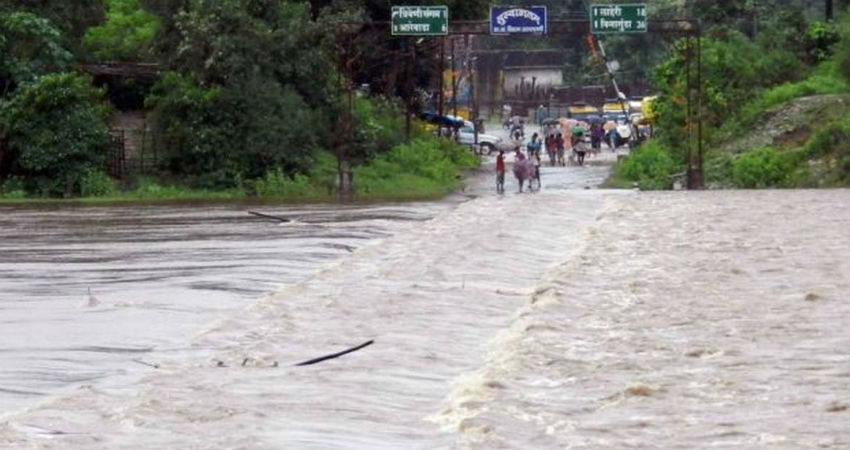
[0, 151, 848, 449]
[0, 202, 454, 414]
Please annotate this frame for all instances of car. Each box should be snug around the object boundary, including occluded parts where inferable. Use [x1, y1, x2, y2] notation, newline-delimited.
[457, 124, 503, 154]
[445, 117, 503, 154]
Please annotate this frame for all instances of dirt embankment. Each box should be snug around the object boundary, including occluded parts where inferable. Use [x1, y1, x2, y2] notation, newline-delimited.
[710, 94, 850, 188]
[720, 94, 849, 155]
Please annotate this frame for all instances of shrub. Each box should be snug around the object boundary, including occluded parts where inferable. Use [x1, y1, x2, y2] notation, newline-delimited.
[350, 96, 407, 163]
[252, 169, 311, 197]
[617, 141, 681, 190]
[307, 151, 344, 193]
[0, 72, 112, 196]
[731, 147, 794, 188]
[129, 180, 181, 199]
[124, 178, 242, 200]
[760, 62, 849, 108]
[728, 60, 849, 136]
[804, 21, 840, 63]
[353, 136, 476, 198]
[0, 189, 26, 199]
[0, 176, 26, 198]
[83, 0, 158, 61]
[79, 168, 117, 197]
[0, 11, 72, 89]
[147, 72, 318, 189]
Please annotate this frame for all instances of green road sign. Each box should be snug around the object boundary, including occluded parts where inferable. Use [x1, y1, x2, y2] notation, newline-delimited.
[391, 6, 448, 36]
[591, 4, 647, 34]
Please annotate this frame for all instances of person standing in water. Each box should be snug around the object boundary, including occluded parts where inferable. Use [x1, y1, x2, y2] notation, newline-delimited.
[545, 134, 556, 166]
[591, 123, 604, 150]
[573, 129, 588, 166]
[555, 133, 565, 167]
[495, 149, 506, 194]
[531, 150, 542, 191]
[527, 132, 541, 158]
[513, 149, 529, 193]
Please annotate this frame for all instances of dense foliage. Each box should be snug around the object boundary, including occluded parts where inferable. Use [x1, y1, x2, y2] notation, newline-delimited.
[0, 0, 105, 49]
[83, 0, 158, 60]
[614, 4, 850, 189]
[139, 0, 338, 189]
[0, 9, 113, 196]
[354, 136, 478, 198]
[4, 0, 845, 198]
[0, 72, 112, 196]
[0, 11, 72, 93]
[146, 71, 319, 188]
[0, 0, 485, 199]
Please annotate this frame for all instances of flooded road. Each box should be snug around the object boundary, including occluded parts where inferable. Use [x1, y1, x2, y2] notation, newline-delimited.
[0, 203, 452, 414]
[448, 190, 850, 450]
[1, 146, 848, 449]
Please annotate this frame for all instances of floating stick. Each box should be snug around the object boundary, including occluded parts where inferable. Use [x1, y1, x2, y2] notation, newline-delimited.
[247, 211, 291, 222]
[131, 358, 159, 369]
[294, 340, 374, 366]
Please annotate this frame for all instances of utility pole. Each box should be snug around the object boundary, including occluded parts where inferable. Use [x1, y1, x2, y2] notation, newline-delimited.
[438, 36, 445, 117]
[405, 38, 415, 141]
[826, 0, 833, 20]
[465, 35, 478, 151]
[335, 32, 356, 200]
[451, 36, 457, 118]
[596, 39, 632, 135]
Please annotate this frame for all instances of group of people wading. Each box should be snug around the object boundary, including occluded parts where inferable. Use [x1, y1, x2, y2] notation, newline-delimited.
[495, 127, 592, 194]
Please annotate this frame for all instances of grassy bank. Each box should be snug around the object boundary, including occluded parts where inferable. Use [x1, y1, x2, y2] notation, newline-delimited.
[611, 63, 849, 190]
[0, 136, 479, 206]
[611, 14, 850, 190]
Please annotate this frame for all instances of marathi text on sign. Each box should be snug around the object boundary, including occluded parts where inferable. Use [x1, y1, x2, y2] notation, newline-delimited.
[490, 6, 547, 35]
[591, 4, 647, 34]
[391, 6, 448, 36]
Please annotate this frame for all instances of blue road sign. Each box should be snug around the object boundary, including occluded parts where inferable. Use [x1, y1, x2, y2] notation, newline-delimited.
[490, 6, 547, 35]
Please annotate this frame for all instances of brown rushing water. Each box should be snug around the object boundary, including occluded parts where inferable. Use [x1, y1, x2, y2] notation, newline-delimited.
[0, 203, 451, 414]
[1, 149, 847, 449]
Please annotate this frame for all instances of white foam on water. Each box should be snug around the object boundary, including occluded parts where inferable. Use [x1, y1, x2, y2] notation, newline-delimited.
[3, 152, 847, 450]
[443, 189, 850, 450]
[0, 189, 615, 449]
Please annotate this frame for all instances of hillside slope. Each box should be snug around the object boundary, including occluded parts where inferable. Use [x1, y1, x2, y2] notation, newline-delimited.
[707, 94, 850, 188]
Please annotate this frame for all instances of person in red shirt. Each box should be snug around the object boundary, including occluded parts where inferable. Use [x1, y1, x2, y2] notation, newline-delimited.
[495, 149, 506, 194]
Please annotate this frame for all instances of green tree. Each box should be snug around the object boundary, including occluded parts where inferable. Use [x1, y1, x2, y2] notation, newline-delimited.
[0, 0, 106, 51]
[0, 72, 113, 196]
[652, 29, 808, 150]
[83, 0, 159, 61]
[142, 0, 339, 186]
[147, 72, 318, 187]
[804, 20, 840, 63]
[0, 11, 72, 94]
